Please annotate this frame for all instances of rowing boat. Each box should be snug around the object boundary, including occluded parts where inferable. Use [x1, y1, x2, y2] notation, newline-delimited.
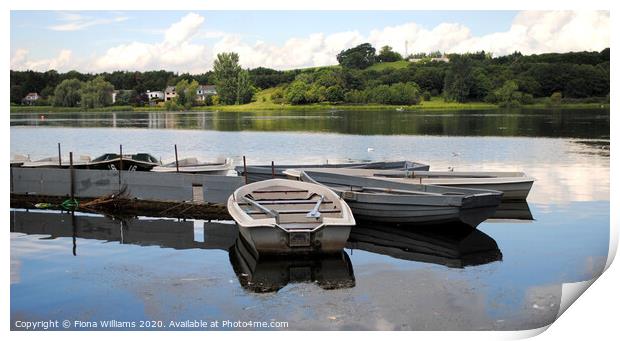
[286, 168, 534, 201]
[86, 153, 160, 171]
[151, 157, 233, 174]
[300, 170, 503, 228]
[235, 160, 429, 183]
[227, 179, 356, 255]
[20, 155, 91, 168]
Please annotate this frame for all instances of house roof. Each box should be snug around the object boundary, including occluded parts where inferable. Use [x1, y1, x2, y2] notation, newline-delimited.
[25, 92, 39, 97]
[198, 85, 216, 91]
[165, 86, 176, 92]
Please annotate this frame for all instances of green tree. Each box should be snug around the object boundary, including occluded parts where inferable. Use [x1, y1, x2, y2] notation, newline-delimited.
[213, 52, 255, 105]
[443, 55, 474, 102]
[337, 43, 376, 69]
[285, 79, 311, 104]
[53, 78, 83, 107]
[80, 76, 114, 109]
[325, 85, 345, 102]
[494, 80, 523, 107]
[175, 79, 199, 108]
[377, 45, 403, 63]
[236, 69, 254, 104]
[213, 52, 242, 105]
[549, 91, 562, 106]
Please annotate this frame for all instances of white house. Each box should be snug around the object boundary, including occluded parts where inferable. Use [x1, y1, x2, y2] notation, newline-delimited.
[146, 90, 165, 101]
[196, 85, 217, 101]
[21, 92, 41, 105]
[164, 86, 177, 102]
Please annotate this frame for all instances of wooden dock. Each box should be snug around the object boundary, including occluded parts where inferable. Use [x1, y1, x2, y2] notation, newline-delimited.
[10, 167, 244, 220]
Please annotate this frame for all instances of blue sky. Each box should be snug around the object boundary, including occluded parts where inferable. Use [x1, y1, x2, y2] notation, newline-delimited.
[10, 10, 609, 72]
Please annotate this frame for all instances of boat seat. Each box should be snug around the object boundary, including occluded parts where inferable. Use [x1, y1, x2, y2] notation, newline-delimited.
[240, 199, 334, 205]
[252, 189, 308, 194]
[245, 208, 341, 215]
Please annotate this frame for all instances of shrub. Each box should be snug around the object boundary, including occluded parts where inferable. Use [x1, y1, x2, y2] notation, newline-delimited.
[549, 91, 562, 106]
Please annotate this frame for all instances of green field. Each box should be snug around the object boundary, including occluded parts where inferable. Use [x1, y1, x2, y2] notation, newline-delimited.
[365, 60, 412, 71]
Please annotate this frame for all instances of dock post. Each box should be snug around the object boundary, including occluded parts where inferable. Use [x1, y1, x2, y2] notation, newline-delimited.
[119, 144, 123, 186]
[69, 152, 74, 200]
[271, 161, 275, 179]
[57, 143, 62, 167]
[174, 144, 179, 173]
[243, 156, 248, 184]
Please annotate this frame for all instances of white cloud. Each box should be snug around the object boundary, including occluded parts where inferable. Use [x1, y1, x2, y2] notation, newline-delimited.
[10, 10, 610, 73]
[210, 10, 609, 70]
[48, 12, 129, 31]
[10, 48, 73, 71]
[92, 12, 209, 72]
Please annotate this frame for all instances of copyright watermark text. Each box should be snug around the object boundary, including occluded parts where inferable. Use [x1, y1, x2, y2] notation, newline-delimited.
[13, 319, 289, 330]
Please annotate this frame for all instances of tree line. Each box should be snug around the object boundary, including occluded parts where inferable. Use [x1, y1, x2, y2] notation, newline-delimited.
[11, 45, 609, 108]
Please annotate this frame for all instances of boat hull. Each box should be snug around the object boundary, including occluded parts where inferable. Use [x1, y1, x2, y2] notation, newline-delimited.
[301, 170, 503, 228]
[383, 178, 534, 201]
[238, 224, 352, 256]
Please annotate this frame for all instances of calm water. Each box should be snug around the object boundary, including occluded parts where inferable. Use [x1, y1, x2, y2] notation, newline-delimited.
[10, 109, 610, 330]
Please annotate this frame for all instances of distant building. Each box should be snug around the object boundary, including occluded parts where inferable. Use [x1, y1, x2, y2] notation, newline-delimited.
[146, 90, 165, 101]
[21, 92, 40, 105]
[165, 86, 177, 101]
[196, 85, 217, 101]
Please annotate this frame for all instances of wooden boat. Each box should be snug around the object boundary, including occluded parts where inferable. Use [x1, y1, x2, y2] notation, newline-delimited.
[346, 222, 502, 268]
[285, 168, 534, 201]
[87, 153, 160, 171]
[235, 160, 429, 183]
[229, 238, 355, 293]
[20, 155, 91, 168]
[227, 179, 356, 255]
[151, 157, 233, 174]
[300, 170, 503, 228]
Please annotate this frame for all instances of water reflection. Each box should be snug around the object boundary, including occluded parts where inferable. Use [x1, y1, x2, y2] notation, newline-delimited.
[229, 238, 356, 293]
[10, 108, 610, 138]
[489, 201, 534, 221]
[347, 223, 502, 268]
[10, 210, 238, 253]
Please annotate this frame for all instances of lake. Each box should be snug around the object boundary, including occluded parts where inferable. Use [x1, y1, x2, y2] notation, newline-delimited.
[10, 108, 610, 330]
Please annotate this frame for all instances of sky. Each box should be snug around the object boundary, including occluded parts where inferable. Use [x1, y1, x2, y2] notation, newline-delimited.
[10, 10, 610, 73]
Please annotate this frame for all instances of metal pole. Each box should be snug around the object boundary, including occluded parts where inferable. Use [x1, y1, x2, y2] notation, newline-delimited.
[119, 144, 123, 185]
[57, 143, 62, 167]
[243, 156, 248, 184]
[271, 161, 275, 179]
[69, 152, 74, 200]
[174, 144, 179, 173]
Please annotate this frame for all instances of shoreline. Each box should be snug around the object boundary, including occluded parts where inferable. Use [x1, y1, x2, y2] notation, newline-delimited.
[10, 102, 609, 114]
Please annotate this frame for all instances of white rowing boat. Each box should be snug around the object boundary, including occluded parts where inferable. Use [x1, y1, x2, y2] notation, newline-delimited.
[151, 157, 233, 175]
[20, 155, 91, 168]
[300, 170, 503, 228]
[286, 168, 534, 201]
[235, 160, 430, 183]
[227, 179, 355, 255]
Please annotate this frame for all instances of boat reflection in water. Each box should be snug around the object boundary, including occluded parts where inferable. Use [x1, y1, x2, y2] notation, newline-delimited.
[10, 210, 238, 252]
[346, 222, 503, 268]
[488, 201, 534, 221]
[229, 236, 356, 293]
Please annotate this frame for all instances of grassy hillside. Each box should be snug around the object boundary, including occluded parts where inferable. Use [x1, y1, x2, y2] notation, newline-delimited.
[365, 60, 412, 71]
